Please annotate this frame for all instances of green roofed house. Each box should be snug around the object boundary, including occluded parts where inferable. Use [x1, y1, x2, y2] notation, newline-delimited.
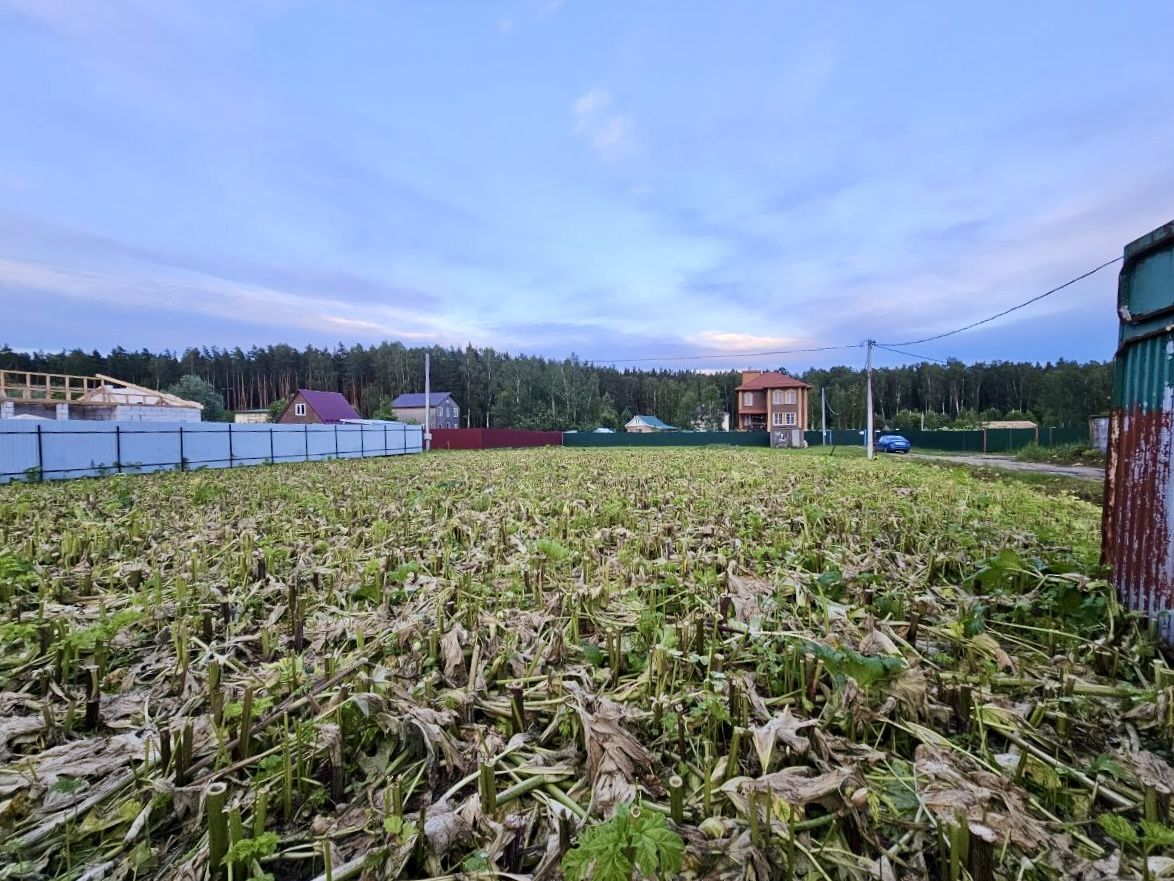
[624, 414, 676, 433]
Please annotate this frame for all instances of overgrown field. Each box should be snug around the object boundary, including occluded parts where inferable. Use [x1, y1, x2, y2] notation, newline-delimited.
[0, 448, 1169, 881]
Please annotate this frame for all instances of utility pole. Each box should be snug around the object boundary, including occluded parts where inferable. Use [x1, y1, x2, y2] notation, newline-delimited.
[821, 387, 828, 445]
[424, 352, 432, 452]
[865, 340, 875, 460]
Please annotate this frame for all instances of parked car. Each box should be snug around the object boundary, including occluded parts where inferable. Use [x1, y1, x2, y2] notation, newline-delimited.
[876, 434, 911, 454]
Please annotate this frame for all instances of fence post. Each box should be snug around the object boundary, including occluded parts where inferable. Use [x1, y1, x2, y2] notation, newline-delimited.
[115, 425, 122, 474]
[35, 424, 43, 481]
[304, 425, 309, 461]
[269, 427, 275, 464]
[383, 424, 387, 455]
[360, 425, 365, 458]
[228, 423, 234, 468]
[179, 425, 185, 471]
[334, 425, 339, 459]
[982, 429, 987, 454]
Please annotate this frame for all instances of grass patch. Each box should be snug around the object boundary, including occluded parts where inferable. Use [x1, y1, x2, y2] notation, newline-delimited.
[1015, 441, 1105, 467]
[0, 448, 1154, 881]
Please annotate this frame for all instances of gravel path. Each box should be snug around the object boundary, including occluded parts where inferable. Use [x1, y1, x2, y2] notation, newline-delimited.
[910, 453, 1104, 482]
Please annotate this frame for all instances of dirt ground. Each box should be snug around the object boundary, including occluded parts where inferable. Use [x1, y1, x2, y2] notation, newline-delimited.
[911, 452, 1104, 482]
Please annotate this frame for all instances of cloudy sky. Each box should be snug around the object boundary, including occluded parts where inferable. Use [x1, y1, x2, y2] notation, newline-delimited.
[1, 1, 1171, 371]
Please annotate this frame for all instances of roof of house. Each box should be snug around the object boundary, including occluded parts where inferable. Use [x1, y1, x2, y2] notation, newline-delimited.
[736, 371, 811, 391]
[294, 389, 361, 423]
[626, 414, 675, 430]
[981, 420, 1037, 430]
[390, 391, 455, 408]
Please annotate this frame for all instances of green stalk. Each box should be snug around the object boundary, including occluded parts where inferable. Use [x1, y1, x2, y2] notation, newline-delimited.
[206, 781, 229, 879]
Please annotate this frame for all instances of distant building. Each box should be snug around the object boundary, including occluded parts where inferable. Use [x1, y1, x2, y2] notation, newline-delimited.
[625, 414, 676, 433]
[234, 410, 270, 424]
[688, 410, 730, 431]
[736, 370, 811, 431]
[980, 420, 1038, 430]
[1090, 416, 1109, 453]
[0, 370, 202, 422]
[390, 392, 460, 428]
[277, 389, 361, 425]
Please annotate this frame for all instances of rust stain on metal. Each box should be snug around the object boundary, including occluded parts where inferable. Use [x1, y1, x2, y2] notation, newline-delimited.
[1104, 407, 1174, 637]
[1104, 220, 1174, 639]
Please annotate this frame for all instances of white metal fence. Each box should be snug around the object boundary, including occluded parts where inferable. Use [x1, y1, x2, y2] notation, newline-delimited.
[0, 420, 424, 483]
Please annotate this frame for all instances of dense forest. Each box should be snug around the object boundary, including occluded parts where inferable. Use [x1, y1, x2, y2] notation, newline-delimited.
[0, 342, 1111, 430]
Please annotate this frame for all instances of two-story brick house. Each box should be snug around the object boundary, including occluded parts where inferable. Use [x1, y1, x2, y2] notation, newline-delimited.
[735, 370, 811, 431]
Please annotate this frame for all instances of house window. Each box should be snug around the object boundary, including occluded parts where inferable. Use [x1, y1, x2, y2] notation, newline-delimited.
[772, 390, 783, 405]
[783, 390, 796, 404]
[294, 402, 306, 416]
[772, 412, 783, 427]
[785, 412, 797, 426]
[742, 392, 754, 407]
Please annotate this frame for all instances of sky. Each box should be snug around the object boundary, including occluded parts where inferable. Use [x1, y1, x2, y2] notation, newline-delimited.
[1, 1, 1172, 372]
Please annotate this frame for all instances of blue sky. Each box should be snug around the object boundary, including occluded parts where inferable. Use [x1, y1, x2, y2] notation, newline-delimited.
[1, 1, 1172, 371]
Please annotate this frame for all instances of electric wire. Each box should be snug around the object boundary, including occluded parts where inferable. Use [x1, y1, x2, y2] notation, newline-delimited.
[586, 342, 863, 365]
[877, 256, 1122, 347]
[581, 256, 1120, 365]
[873, 344, 950, 365]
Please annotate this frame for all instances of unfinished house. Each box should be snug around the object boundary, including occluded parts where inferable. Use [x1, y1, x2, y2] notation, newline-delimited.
[0, 371, 203, 422]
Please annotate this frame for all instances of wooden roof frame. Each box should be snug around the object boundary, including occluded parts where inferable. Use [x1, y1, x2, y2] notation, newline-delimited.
[0, 370, 202, 409]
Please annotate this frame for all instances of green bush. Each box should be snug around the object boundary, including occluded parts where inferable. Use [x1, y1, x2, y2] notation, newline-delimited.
[1015, 442, 1104, 467]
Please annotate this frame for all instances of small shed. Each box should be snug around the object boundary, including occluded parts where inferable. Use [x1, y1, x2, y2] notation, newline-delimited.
[979, 420, 1038, 430]
[277, 390, 361, 425]
[1089, 416, 1109, 453]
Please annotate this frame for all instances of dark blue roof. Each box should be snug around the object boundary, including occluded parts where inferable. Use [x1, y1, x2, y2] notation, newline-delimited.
[391, 391, 455, 408]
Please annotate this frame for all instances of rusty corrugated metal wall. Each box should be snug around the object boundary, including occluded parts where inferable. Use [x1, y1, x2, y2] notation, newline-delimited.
[1104, 220, 1174, 639]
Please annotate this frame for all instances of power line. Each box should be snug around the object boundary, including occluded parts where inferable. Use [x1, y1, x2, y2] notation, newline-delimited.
[878, 256, 1122, 347]
[586, 342, 863, 365]
[874, 344, 950, 365]
[585, 255, 1121, 366]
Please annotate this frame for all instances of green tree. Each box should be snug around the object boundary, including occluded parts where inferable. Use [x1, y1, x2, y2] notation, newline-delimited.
[371, 397, 399, 421]
[267, 397, 289, 423]
[167, 374, 227, 422]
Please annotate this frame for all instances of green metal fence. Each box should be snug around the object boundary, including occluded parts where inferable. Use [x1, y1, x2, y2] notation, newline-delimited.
[562, 426, 1089, 450]
[803, 425, 1089, 452]
[563, 431, 770, 447]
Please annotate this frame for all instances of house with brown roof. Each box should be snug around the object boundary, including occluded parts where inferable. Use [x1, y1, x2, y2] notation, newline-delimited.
[277, 389, 361, 424]
[736, 370, 811, 431]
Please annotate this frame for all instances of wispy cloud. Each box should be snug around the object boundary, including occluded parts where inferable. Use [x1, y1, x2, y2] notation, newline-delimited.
[689, 331, 804, 352]
[572, 89, 635, 159]
[0, 256, 468, 345]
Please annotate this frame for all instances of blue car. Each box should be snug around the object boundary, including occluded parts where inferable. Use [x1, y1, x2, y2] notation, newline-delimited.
[876, 434, 911, 454]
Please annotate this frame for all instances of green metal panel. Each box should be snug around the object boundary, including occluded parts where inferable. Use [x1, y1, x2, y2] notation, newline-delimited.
[1120, 220, 1174, 349]
[1040, 426, 1090, 446]
[1115, 331, 1174, 412]
[562, 431, 770, 447]
[902, 430, 985, 451]
[984, 428, 1039, 453]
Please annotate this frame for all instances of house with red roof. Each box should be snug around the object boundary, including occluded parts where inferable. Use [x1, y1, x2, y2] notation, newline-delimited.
[276, 389, 361, 424]
[736, 370, 811, 431]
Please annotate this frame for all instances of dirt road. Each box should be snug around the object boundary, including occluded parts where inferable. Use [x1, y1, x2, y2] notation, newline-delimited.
[910, 453, 1104, 482]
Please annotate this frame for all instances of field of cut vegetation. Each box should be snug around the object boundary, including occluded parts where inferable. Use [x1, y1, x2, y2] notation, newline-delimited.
[1, 448, 1170, 881]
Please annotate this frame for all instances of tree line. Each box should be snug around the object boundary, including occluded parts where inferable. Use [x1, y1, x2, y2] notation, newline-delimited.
[0, 342, 1111, 429]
